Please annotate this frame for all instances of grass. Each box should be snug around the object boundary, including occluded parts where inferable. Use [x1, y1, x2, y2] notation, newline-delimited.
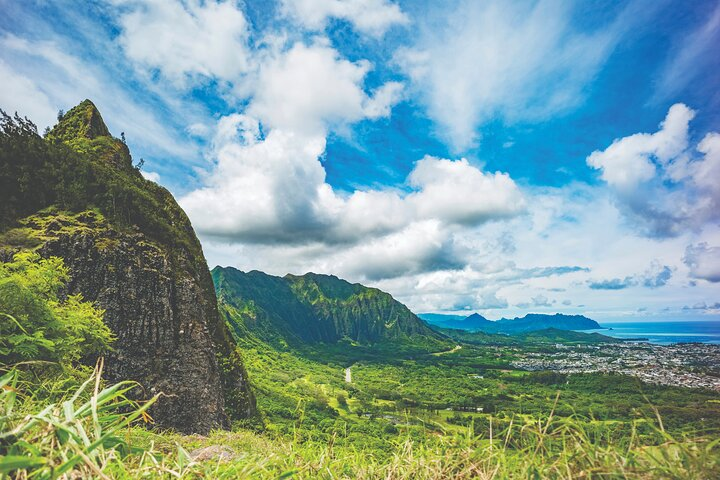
[1, 365, 718, 479]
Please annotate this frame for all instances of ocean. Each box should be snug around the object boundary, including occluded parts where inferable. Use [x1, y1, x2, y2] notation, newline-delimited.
[582, 320, 720, 345]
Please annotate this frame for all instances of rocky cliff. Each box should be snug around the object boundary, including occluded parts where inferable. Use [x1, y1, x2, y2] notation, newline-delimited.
[0, 101, 254, 433]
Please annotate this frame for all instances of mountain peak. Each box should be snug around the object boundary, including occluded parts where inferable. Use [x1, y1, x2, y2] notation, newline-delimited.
[51, 99, 111, 142]
[48, 99, 133, 170]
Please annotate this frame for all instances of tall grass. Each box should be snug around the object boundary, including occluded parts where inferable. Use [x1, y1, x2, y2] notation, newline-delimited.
[1, 364, 718, 479]
[0, 360, 160, 479]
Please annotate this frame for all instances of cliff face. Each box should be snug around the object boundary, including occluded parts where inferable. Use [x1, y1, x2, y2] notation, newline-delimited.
[0, 101, 254, 433]
[213, 267, 445, 347]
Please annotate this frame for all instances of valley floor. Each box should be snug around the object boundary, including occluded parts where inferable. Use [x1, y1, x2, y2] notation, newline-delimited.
[3, 337, 720, 479]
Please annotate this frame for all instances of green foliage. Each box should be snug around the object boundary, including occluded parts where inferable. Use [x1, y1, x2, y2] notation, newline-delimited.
[0, 252, 112, 366]
[1, 100, 253, 426]
[213, 266, 448, 348]
[0, 364, 159, 479]
[0, 104, 203, 265]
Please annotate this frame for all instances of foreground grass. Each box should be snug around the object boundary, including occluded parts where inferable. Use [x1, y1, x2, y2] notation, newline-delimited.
[2, 368, 719, 479]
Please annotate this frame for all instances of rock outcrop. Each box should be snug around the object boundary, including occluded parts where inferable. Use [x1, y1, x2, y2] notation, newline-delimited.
[0, 100, 255, 433]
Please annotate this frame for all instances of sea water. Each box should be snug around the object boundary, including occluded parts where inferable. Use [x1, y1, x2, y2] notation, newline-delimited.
[582, 320, 720, 345]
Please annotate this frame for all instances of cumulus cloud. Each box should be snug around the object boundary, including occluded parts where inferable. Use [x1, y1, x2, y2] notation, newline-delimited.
[111, 0, 252, 86]
[248, 41, 403, 135]
[589, 277, 635, 290]
[641, 261, 673, 288]
[683, 301, 720, 311]
[531, 294, 553, 307]
[684, 243, 720, 282]
[396, 0, 639, 150]
[180, 112, 525, 247]
[587, 103, 720, 237]
[408, 158, 525, 225]
[281, 0, 408, 36]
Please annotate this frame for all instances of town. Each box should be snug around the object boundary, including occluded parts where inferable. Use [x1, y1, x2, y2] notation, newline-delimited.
[512, 342, 720, 391]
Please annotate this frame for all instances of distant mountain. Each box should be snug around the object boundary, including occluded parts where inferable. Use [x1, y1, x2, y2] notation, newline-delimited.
[420, 312, 494, 330]
[437, 326, 618, 345]
[422, 312, 602, 334]
[519, 328, 618, 343]
[495, 314, 602, 333]
[213, 267, 446, 348]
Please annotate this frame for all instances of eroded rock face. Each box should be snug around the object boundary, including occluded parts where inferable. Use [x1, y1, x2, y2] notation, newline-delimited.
[0, 100, 255, 434]
[36, 217, 253, 433]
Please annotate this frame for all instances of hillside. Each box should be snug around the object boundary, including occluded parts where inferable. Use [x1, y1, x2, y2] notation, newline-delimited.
[213, 266, 447, 351]
[0, 102, 254, 433]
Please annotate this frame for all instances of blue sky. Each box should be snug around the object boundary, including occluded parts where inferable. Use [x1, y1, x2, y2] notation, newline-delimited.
[1, 0, 719, 320]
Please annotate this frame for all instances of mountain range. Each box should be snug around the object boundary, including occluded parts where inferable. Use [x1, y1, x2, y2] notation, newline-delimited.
[419, 312, 602, 334]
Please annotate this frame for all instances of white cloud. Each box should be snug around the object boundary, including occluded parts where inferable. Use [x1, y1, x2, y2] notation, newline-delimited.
[180, 114, 525, 247]
[586, 103, 693, 191]
[587, 103, 720, 237]
[684, 243, 720, 283]
[281, 0, 408, 36]
[0, 59, 56, 129]
[408, 157, 525, 226]
[396, 0, 634, 150]
[531, 294, 552, 307]
[249, 41, 402, 135]
[111, 0, 252, 86]
[0, 33, 199, 164]
[140, 170, 161, 182]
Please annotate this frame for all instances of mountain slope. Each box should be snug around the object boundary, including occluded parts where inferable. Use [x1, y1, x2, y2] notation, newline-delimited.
[0, 101, 254, 433]
[213, 267, 445, 349]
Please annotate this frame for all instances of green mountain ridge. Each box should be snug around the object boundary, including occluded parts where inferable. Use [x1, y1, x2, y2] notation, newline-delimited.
[213, 266, 447, 350]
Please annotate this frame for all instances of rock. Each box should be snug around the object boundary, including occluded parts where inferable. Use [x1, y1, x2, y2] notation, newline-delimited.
[190, 445, 237, 463]
[0, 100, 256, 434]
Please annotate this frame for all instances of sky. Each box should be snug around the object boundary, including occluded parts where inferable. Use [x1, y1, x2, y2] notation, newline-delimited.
[1, 0, 719, 321]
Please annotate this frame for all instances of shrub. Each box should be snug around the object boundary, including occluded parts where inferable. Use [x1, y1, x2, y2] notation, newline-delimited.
[0, 252, 113, 367]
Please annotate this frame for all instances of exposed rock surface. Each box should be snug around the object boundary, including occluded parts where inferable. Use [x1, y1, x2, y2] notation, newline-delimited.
[190, 445, 237, 462]
[0, 100, 255, 433]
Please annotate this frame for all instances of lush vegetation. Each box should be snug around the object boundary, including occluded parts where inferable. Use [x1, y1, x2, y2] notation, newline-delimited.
[3, 251, 717, 478]
[2, 104, 719, 478]
[0, 252, 112, 368]
[213, 266, 445, 347]
[0, 104, 203, 263]
[4, 331, 719, 478]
